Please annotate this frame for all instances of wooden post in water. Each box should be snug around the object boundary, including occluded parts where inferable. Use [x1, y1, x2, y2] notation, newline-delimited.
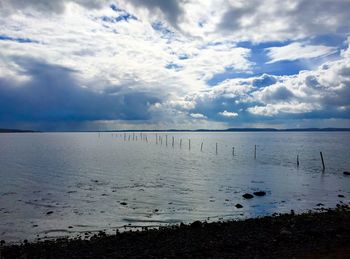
[166, 135, 168, 147]
[160, 136, 162, 145]
[200, 142, 203, 151]
[124, 133, 126, 141]
[133, 133, 135, 141]
[216, 143, 218, 155]
[254, 145, 257, 159]
[232, 147, 235, 156]
[320, 152, 325, 171]
[188, 139, 191, 150]
[156, 133, 158, 144]
[172, 136, 174, 148]
[180, 139, 182, 148]
[297, 154, 299, 167]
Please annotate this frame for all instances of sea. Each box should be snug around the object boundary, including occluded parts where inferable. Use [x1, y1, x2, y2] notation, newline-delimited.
[0, 132, 349, 242]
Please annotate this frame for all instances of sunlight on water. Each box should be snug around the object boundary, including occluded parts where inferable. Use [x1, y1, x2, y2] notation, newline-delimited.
[0, 132, 349, 242]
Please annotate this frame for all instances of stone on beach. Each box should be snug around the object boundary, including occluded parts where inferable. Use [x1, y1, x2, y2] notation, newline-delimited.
[253, 191, 266, 197]
[190, 221, 202, 228]
[242, 193, 254, 199]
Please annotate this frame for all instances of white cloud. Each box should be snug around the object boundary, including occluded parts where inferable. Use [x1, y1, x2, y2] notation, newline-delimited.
[184, 38, 350, 121]
[218, 110, 238, 117]
[247, 103, 320, 116]
[266, 42, 337, 64]
[190, 113, 207, 119]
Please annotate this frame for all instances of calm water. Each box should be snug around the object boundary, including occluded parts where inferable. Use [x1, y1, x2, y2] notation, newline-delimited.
[0, 132, 349, 242]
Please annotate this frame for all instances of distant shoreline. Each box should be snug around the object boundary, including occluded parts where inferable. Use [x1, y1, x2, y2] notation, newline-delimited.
[1, 128, 350, 133]
[0, 129, 36, 133]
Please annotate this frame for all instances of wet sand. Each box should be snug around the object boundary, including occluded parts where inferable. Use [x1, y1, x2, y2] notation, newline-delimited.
[1, 204, 349, 258]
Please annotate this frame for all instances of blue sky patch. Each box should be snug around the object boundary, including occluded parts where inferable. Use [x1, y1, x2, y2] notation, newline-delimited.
[165, 62, 183, 70]
[0, 35, 39, 44]
[152, 21, 174, 38]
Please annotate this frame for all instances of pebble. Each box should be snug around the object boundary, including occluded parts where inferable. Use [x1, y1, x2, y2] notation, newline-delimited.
[120, 202, 127, 206]
[280, 229, 292, 235]
[242, 193, 254, 199]
[253, 191, 266, 197]
[235, 204, 243, 209]
[46, 211, 53, 215]
[190, 221, 202, 228]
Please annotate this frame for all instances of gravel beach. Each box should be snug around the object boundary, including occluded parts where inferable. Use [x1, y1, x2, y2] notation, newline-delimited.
[1, 204, 349, 258]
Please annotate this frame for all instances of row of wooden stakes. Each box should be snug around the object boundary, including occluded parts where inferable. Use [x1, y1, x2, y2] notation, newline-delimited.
[98, 132, 326, 171]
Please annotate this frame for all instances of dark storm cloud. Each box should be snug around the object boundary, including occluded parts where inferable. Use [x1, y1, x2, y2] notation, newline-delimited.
[0, 0, 106, 14]
[0, 58, 159, 123]
[0, 0, 184, 28]
[126, 0, 184, 28]
[258, 85, 295, 103]
[218, 0, 350, 37]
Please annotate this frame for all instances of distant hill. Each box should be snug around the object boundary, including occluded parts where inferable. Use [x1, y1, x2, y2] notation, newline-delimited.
[0, 128, 36, 133]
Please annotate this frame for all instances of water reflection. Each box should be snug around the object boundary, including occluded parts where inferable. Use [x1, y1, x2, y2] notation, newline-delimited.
[0, 132, 349, 242]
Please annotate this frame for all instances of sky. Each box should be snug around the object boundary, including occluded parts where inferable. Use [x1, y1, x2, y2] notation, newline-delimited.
[0, 0, 350, 131]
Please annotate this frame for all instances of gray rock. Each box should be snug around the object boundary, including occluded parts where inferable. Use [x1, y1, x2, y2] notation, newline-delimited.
[253, 191, 266, 197]
[242, 193, 254, 199]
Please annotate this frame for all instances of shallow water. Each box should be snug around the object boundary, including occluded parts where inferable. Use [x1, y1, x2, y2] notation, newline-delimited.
[0, 132, 349, 242]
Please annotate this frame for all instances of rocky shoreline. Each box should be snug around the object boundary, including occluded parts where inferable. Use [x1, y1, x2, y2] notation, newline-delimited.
[1, 204, 350, 258]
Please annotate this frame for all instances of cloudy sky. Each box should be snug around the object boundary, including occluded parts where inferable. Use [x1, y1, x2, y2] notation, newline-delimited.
[1, 0, 350, 130]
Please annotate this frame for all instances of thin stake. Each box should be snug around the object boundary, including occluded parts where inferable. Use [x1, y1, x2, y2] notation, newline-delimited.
[320, 152, 325, 171]
[180, 139, 182, 148]
[172, 136, 174, 148]
[232, 147, 235, 156]
[166, 135, 168, 147]
[297, 155, 299, 167]
[254, 145, 257, 159]
[200, 142, 203, 151]
[189, 139, 191, 150]
[216, 143, 218, 155]
[156, 133, 158, 144]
